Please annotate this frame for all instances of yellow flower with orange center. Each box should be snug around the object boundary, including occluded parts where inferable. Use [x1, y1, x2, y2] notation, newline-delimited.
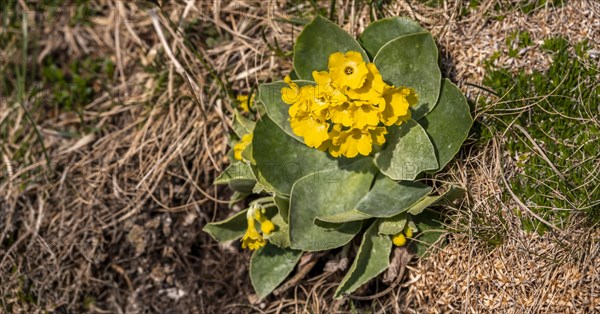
[328, 51, 369, 89]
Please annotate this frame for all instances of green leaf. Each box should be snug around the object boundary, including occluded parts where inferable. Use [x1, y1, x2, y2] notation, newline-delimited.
[231, 109, 255, 138]
[241, 141, 254, 164]
[406, 185, 463, 215]
[375, 119, 438, 181]
[354, 174, 432, 217]
[316, 209, 372, 224]
[203, 209, 247, 242]
[294, 15, 369, 80]
[257, 80, 314, 141]
[229, 191, 249, 204]
[413, 209, 445, 257]
[250, 164, 278, 194]
[264, 213, 291, 248]
[406, 196, 442, 216]
[214, 162, 256, 193]
[250, 243, 303, 299]
[419, 79, 473, 172]
[214, 162, 255, 185]
[274, 195, 290, 224]
[289, 158, 376, 251]
[374, 32, 441, 120]
[359, 17, 426, 59]
[334, 222, 392, 299]
[378, 185, 461, 235]
[378, 212, 407, 235]
[252, 116, 338, 195]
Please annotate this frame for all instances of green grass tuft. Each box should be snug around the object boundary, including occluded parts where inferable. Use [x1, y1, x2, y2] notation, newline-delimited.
[482, 37, 600, 231]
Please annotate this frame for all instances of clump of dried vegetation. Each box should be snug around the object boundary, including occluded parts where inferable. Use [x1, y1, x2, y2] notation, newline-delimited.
[1, 0, 598, 313]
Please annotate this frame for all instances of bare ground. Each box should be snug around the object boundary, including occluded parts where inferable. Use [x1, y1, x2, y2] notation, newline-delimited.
[1, 0, 599, 313]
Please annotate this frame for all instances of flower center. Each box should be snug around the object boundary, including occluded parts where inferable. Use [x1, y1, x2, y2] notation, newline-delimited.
[344, 66, 354, 75]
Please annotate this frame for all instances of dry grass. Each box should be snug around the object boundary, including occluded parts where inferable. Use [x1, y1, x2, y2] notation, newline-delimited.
[0, 0, 599, 313]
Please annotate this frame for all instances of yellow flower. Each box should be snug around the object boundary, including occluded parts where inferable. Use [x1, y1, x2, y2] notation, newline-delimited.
[332, 128, 373, 158]
[254, 208, 275, 235]
[319, 124, 342, 156]
[380, 87, 416, 126]
[241, 206, 277, 250]
[241, 218, 266, 250]
[233, 133, 252, 161]
[290, 112, 330, 148]
[392, 233, 407, 246]
[353, 102, 380, 128]
[313, 70, 331, 86]
[288, 85, 315, 118]
[282, 76, 301, 104]
[369, 127, 388, 146]
[313, 70, 348, 109]
[329, 102, 355, 127]
[346, 63, 387, 102]
[237, 94, 254, 113]
[328, 51, 369, 89]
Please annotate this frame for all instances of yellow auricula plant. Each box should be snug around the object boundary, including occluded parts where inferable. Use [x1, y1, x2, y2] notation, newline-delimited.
[281, 51, 417, 158]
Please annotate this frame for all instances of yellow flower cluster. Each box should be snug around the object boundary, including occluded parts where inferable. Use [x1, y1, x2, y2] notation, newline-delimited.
[236, 94, 254, 113]
[392, 225, 414, 247]
[241, 206, 275, 250]
[281, 51, 417, 158]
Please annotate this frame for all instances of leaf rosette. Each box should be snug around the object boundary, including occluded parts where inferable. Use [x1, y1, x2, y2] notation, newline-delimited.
[204, 16, 472, 299]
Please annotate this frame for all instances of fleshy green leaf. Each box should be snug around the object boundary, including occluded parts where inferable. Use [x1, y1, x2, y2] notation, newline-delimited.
[407, 185, 463, 215]
[241, 141, 254, 164]
[203, 209, 247, 242]
[214, 162, 255, 184]
[419, 79, 473, 172]
[250, 244, 303, 299]
[354, 174, 432, 217]
[257, 80, 313, 141]
[252, 116, 338, 195]
[413, 209, 445, 257]
[334, 222, 392, 299]
[406, 196, 438, 216]
[231, 109, 255, 138]
[294, 15, 369, 80]
[378, 212, 408, 235]
[250, 164, 278, 194]
[374, 32, 441, 120]
[379, 185, 461, 235]
[264, 213, 291, 248]
[289, 158, 376, 251]
[274, 195, 290, 224]
[359, 17, 426, 59]
[316, 209, 372, 224]
[375, 119, 438, 181]
[229, 191, 249, 204]
[214, 162, 256, 193]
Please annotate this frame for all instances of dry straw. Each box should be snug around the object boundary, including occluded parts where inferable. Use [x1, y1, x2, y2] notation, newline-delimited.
[1, 0, 598, 312]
